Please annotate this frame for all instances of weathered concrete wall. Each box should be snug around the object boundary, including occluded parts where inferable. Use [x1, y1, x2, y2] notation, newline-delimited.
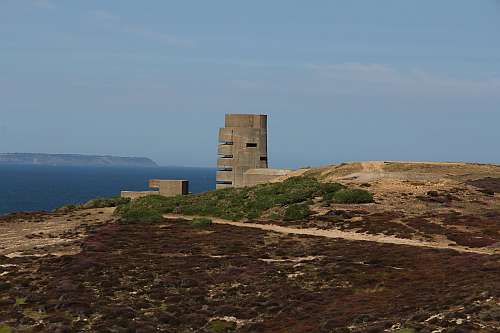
[216, 114, 268, 189]
[121, 191, 159, 200]
[121, 180, 189, 199]
[243, 168, 292, 187]
[149, 180, 189, 197]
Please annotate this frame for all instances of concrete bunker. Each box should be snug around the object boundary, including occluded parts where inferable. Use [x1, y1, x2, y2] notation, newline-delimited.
[121, 179, 189, 200]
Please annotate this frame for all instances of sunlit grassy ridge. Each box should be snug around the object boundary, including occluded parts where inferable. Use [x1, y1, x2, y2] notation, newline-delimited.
[116, 176, 373, 222]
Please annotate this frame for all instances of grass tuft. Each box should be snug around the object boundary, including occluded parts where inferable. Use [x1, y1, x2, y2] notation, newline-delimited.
[119, 206, 163, 223]
[208, 320, 237, 332]
[14, 297, 26, 306]
[0, 324, 12, 333]
[191, 217, 213, 227]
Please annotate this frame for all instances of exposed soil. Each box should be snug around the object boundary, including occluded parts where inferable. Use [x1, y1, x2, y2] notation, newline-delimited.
[1, 218, 500, 333]
[0, 208, 116, 258]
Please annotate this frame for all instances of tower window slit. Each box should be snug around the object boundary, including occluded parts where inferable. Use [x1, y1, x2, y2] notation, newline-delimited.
[216, 181, 233, 185]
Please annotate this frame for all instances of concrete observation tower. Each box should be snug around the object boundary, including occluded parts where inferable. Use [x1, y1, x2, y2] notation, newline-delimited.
[216, 114, 269, 189]
[121, 113, 291, 198]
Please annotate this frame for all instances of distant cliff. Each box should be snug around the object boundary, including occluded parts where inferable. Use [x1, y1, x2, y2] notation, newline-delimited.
[0, 153, 158, 168]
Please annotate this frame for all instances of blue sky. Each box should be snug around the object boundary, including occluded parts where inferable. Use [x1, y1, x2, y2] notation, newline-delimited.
[1, 0, 499, 167]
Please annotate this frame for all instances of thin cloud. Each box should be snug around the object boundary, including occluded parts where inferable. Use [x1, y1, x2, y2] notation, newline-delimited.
[32, 0, 56, 9]
[91, 10, 194, 48]
[228, 62, 500, 101]
[122, 26, 194, 48]
[309, 63, 401, 84]
[92, 10, 120, 23]
[308, 63, 500, 98]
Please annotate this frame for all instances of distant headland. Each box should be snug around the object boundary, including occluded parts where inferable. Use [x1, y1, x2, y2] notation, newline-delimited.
[0, 153, 158, 168]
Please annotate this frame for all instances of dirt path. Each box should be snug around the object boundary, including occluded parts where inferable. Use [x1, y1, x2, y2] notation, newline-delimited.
[164, 214, 496, 255]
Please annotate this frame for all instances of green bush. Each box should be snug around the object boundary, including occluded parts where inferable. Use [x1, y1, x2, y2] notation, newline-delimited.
[284, 203, 311, 221]
[82, 197, 130, 209]
[320, 182, 346, 201]
[191, 217, 213, 227]
[333, 189, 374, 204]
[56, 196, 130, 213]
[55, 204, 79, 213]
[119, 206, 163, 223]
[320, 182, 345, 194]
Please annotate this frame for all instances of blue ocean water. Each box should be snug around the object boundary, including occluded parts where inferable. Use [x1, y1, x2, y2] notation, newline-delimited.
[0, 165, 216, 215]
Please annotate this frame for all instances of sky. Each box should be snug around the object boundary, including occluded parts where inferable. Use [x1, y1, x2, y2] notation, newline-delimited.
[1, 0, 499, 168]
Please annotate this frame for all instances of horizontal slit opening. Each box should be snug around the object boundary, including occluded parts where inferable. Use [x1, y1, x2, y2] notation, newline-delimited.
[216, 181, 233, 185]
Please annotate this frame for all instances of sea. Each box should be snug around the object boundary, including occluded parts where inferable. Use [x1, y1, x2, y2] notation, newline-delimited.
[0, 165, 216, 215]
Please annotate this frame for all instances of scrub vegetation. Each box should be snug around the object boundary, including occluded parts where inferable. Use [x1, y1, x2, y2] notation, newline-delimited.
[331, 188, 374, 204]
[56, 197, 130, 213]
[116, 176, 373, 222]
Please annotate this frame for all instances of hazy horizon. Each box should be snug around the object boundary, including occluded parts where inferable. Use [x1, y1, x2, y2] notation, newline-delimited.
[0, 150, 498, 169]
[2, 1, 499, 169]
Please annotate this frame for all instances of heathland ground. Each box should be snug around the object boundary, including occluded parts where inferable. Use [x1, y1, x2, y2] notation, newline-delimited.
[1, 161, 500, 332]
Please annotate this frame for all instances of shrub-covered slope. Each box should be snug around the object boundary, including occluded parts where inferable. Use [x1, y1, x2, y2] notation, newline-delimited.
[117, 176, 373, 222]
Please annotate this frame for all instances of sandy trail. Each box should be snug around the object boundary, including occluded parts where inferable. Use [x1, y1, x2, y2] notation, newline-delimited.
[164, 214, 496, 255]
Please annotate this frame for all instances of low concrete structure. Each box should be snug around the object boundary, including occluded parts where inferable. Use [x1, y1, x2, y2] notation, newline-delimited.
[149, 179, 189, 197]
[121, 180, 189, 199]
[243, 168, 292, 187]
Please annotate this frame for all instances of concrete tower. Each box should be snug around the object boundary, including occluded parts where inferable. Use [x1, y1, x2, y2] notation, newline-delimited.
[216, 114, 268, 189]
